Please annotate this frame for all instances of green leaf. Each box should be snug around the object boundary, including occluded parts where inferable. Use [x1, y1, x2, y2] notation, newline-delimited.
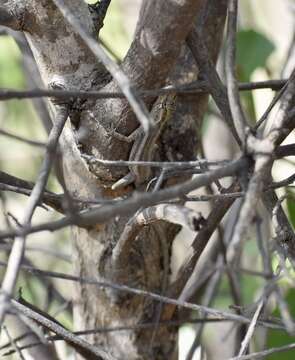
[266, 288, 295, 359]
[236, 30, 275, 81]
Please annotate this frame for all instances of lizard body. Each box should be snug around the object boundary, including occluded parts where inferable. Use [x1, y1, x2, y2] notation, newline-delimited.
[112, 93, 177, 190]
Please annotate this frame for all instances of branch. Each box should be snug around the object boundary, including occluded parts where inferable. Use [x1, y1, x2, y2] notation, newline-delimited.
[0, 262, 285, 332]
[225, 0, 248, 142]
[172, 182, 241, 299]
[237, 300, 264, 357]
[0, 105, 69, 325]
[229, 342, 295, 360]
[263, 190, 295, 259]
[275, 144, 295, 158]
[122, 0, 203, 90]
[83, 154, 228, 170]
[2, 325, 25, 360]
[6, 29, 54, 134]
[0, 4, 24, 31]
[0, 182, 63, 213]
[12, 299, 114, 360]
[0, 158, 248, 240]
[0, 318, 236, 357]
[254, 79, 290, 130]
[0, 79, 287, 101]
[111, 204, 206, 271]
[0, 128, 45, 147]
[52, 0, 153, 133]
[227, 68, 295, 263]
[187, 27, 242, 146]
[87, 0, 206, 162]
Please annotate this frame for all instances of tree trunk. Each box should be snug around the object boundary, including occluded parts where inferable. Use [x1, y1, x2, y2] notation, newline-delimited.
[1, 0, 228, 358]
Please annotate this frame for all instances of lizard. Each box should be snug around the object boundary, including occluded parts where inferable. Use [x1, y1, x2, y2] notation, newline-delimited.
[111, 93, 177, 190]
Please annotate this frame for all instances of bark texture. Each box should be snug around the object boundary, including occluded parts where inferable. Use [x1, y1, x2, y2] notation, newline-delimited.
[1, 0, 227, 358]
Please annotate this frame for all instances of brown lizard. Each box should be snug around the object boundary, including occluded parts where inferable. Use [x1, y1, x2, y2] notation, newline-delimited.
[111, 93, 177, 190]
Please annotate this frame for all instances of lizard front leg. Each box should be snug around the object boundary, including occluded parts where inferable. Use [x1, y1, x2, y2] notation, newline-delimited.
[111, 127, 143, 190]
[112, 93, 177, 190]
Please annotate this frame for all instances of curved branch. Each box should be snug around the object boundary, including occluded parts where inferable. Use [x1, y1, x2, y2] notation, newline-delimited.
[111, 204, 206, 270]
[52, 0, 153, 132]
[121, 0, 203, 90]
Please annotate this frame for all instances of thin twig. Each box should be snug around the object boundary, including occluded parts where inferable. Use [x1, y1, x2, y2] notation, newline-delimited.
[170, 182, 241, 302]
[187, 27, 241, 146]
[0, 317, 232, 353]
[0, 158, 247, 240]
[12, 299, 115, 360]
[0, 128, 45, 147]
[225, 0, 248, 143]
[269, 173, 295, 189]
[0, 243, 70, 262]
[237, 300, 264, 357]
[1, 170, 293, 215]
[0, 183, 63, 213]
[275, 143, 295, 158]
[0, 79, 286, 102]
[2, 325, 26, 360]
[185, 192, 244, 201]
[186, 270, 223, 360]
[1, 318, 235, 357]
[229, 342, 295, 360]
[83, 154, 229, 169]
[227, 68, 295, 265]
[254, 79, 290, 131]
[0, 105, 68, 325]
[0, 261, 286, 331]
[0, 332, 33, 351]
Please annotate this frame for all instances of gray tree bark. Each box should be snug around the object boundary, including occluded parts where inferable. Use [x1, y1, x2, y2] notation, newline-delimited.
[0, 0, 228, 358]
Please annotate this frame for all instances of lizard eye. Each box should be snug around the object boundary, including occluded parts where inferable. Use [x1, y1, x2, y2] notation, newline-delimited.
[156, 103, 165, 110]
